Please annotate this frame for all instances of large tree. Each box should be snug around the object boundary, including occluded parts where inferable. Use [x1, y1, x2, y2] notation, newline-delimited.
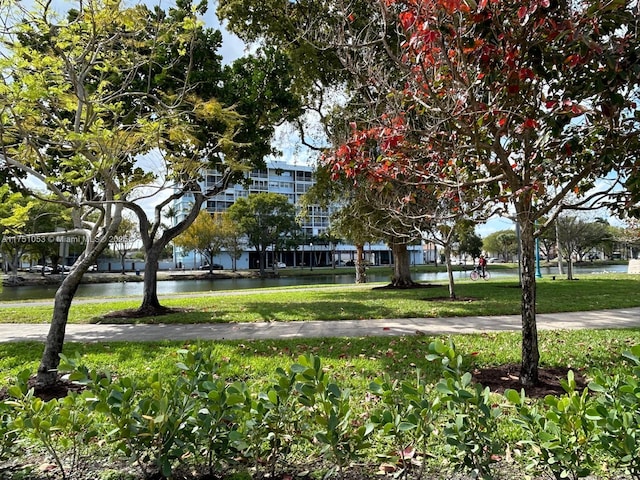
[556, 215, 610, 279]
[126, 30, 303, 315]
[0, 187, 31, 278]
[173, 210, 228, 273]
[0, 0, 216, 387]
[227, 193, 298, 277]
[483, 230, 518, 263]
[286, 0, 639, 386]
[219, 213, 245, 271]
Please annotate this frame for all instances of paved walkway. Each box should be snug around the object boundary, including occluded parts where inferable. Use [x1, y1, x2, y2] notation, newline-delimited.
[1, 307, 639, 343]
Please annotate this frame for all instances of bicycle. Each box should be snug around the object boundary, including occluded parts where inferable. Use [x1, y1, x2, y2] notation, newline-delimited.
[470, 266, 490, 281]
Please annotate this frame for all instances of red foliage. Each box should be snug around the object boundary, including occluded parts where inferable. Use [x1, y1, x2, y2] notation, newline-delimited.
[323, 0, 637, 214]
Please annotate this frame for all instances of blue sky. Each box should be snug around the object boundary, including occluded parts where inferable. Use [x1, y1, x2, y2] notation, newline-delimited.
[201, 5, 246, 63]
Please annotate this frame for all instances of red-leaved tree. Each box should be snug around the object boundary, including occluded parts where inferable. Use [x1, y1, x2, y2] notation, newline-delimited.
[323, 0, 640, 385]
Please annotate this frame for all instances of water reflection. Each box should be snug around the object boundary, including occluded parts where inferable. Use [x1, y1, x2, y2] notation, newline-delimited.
[0, 264, 628, 302]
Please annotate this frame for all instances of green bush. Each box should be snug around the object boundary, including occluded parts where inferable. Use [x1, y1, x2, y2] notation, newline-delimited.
[370, 371, 441, 479]
[426, 340, 504, 480]
[0, 396, 20, 461]
[3, 344, 640, 479]
[67, 349, 248, 479]
[176, 348, 249, 476]
[292, 353, 374, 479]
[588, 345, 640, 479]
[506, 371, 598, 480]
[242, 365, 308, 477]
[6, 368, 99, 480]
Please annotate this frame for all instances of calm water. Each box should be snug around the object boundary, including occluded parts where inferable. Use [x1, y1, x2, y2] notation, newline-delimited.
[0, 264, 628, 302]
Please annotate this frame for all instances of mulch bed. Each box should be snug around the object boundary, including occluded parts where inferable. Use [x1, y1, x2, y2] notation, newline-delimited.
[473, 364, 586, 398]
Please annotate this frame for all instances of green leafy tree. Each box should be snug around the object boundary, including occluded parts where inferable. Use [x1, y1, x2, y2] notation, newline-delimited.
[302, 165, 380, 284]
[483, 230, 518, 263]
[174, 211, 227, 274]
[219, 212, 246, 272]
[457, 224, 483, 262]
[127, 23, 303, 316]
[556, 215, 610, 279]
[0, 187, 30, 278]
[610, 221, 640, 260]
[0, 0, 215, 387]
[227, 193, 298, 277]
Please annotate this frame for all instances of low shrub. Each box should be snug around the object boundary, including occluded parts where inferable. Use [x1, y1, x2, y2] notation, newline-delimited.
[2, 344, 640, 479]
[587, 345, 640, 479]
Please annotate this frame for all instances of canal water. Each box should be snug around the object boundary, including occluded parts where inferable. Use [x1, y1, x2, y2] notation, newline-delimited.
[0, 264, 628, 302]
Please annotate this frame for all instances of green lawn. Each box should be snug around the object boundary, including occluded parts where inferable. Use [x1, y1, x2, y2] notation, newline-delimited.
[2, 327, 639, 391]
[1, 273, 638, 324]
[1, 271, 639, 479]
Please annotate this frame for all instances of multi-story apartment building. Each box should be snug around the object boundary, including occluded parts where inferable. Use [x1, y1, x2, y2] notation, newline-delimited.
[202, 160, 328, 238]
[173, 159, 431, 270]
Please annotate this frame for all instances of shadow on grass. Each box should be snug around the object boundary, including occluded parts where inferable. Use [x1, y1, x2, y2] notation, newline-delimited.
[4, 328, 640, 400]
[90, 285, 455, 324]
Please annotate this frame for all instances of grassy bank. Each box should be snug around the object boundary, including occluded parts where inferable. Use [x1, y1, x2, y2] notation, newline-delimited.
[1, 273, 639, 324]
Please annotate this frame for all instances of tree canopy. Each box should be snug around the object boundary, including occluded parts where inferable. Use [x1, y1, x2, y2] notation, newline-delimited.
[483, 230, 518, 263]
[227, 193, 298, 277]
[220, 0, 640, 386]
[174, 211, 229, 273]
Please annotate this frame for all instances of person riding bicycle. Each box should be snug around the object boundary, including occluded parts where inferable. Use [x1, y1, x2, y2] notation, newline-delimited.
[477, 255, 487, 278]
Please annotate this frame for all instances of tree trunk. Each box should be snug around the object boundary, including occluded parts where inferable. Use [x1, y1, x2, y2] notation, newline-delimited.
[36, 268, 84, 387]
[258, 248, 267, 277]
[519, 218, 540, 386]
[567, 255, 574, 280]
[137, 243, 167, 315]
[390, 242, 416, 287]
[556, 220, 564, 275]
[355, 243, 367, 284]
[444, 244, 456, 300]
[6, 248, 23, 285]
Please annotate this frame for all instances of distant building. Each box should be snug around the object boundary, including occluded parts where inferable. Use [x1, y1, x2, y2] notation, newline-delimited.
[172, 160, 430, 270]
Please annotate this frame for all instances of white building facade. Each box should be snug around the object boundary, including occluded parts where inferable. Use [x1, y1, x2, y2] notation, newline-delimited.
[172, 160, 432, 270]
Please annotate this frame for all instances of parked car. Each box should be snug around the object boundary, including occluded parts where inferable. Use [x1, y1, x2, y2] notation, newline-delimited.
[30, 265, 53, 274]
[273, 262, 286, 268]
[344, 260, 373, 266]
[199, 263, 223, 270]
[51, 265, 71, 273]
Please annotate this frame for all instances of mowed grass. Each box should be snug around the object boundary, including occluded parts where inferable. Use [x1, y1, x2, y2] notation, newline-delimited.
[1, 273, 639, 324]
[2, 327, 640, 390]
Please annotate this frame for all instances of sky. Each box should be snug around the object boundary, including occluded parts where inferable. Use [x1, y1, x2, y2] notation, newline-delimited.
[200, 5, 246, 63]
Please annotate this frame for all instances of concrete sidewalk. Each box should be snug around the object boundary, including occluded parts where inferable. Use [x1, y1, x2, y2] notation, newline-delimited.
[1, 307, 639, 343]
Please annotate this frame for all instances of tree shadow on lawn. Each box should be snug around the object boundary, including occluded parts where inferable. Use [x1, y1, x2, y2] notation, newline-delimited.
[91, 287, 451, 324]
[0, 329, 598, 404]
[90, 300, 408, 324]
[81, 282, 585, 400]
